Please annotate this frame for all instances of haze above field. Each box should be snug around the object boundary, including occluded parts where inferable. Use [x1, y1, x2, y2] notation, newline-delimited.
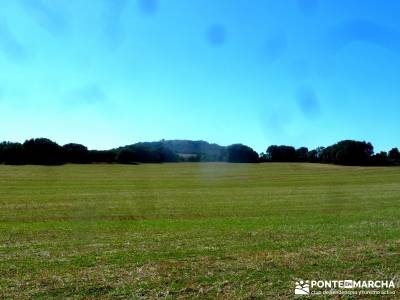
[0, 0, 399, 152]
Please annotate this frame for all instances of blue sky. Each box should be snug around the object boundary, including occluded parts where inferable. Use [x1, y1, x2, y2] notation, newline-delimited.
[0, 0, 399, 152]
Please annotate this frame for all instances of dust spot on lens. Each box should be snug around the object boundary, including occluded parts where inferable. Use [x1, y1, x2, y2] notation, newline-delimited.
[297, 87, 320, 118]
[138, 0, 158, 15]
[297, 0, 318, 16]
[329, 19, 400, 52]
[206, 24, 226, 47]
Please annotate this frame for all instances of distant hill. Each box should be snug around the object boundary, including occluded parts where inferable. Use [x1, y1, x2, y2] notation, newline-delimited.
[160, 139, 223, 154]
[120, 140, 227, 162]
[161, 140, 226, 161]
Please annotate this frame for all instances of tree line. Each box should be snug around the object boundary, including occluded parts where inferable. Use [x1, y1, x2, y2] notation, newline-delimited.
[0, 138, 399, 166]
[0, 138, 259, 165]
[260, 140, 400, 166]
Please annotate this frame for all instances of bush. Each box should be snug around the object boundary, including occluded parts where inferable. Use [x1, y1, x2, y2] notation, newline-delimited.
[321, 140, 373, 166]
[89, 150, 116, 163]
[226, 144, 259, 163]
[0, 142, 25, 165]
[266, 145, 296, 162]
[63, 143, 90, 163]
[23, 138, 64, 165]
[115, 149, 137, 164]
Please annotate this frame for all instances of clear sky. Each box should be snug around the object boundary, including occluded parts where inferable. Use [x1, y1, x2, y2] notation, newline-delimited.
[0, 0, 399, 152]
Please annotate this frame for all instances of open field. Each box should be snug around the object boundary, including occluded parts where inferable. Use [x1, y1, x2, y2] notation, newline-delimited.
[0, 163, 399, 299]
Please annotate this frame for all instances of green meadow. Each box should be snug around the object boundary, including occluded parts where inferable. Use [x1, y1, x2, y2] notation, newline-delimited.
[0, 163, 399, 299]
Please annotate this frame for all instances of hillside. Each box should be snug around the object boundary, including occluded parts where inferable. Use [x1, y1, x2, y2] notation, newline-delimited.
[121, 140, 228, 162]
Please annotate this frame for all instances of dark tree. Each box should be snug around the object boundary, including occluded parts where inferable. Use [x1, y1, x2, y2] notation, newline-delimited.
[158, 146, 180, 162]
[306, 147, 325, 162]
[0, 143, 4, 163]
[0, 142, 25, 165]
[187, 154, 201, 162]
[226, 144, 259, 163]
[23, 138, 63, 165]
[315, 147, 325, 161]
[116, 142, 179, 163]
[266, 145, 296, 162]
[307, 149, 319, 162]
[259, 152, 269, 162]
[321, 140, 373, 165]
[296, 147, 309, 162]
[370, 151, 391, 166]
[89, 150, 116, 163]
[115, 149, 137, 164]
[63, 143, 89, 163]
[389, 148, 400, 161]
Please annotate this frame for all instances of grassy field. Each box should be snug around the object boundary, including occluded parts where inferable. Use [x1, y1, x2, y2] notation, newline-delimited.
[0, 163, 399, 299]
